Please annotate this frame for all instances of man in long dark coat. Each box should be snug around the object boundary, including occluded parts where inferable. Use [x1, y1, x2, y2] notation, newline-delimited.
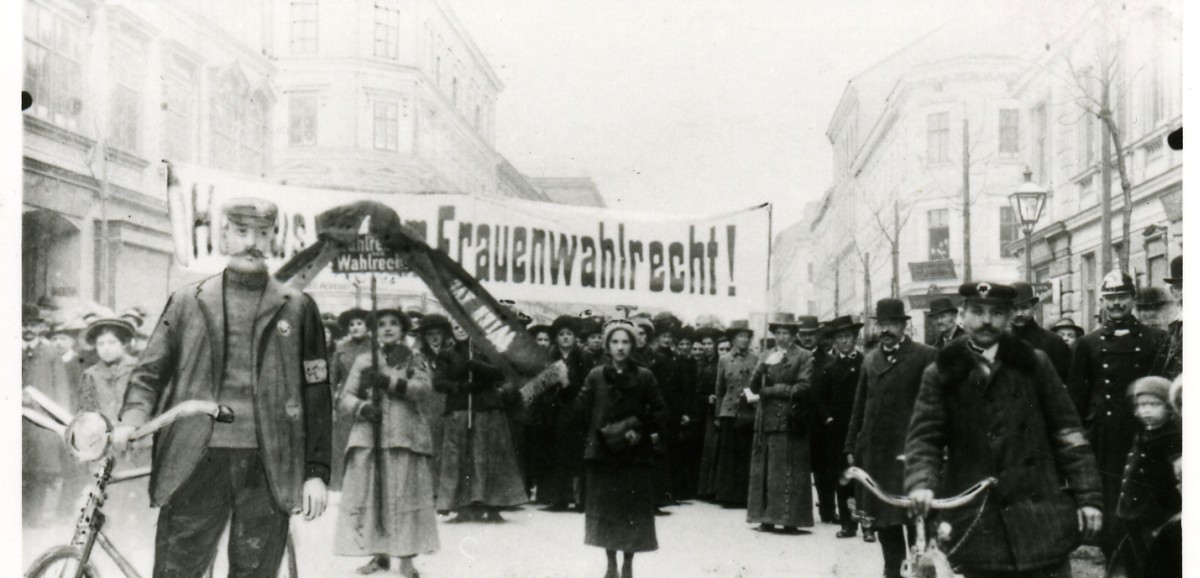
[113, 199, 332, 578]
[844, 299, 938, 578]
[1009, 281, 1071, 382]
[1155, 255, 1182, 379]
[1066, 270, 1168, 558]
[814, 315, 865, 539]
[927, 296, 965, 349]
[906, 282, 1103, 578]
[796, 315, 836, 524]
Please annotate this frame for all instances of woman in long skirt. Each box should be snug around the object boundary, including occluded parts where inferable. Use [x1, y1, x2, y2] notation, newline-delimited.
[692, 328, 724, 500]
[572, 320, 668, 578]
[335, 310, 438, 577]
[711, 322, 759, 507]
[745, 314, 815, 533]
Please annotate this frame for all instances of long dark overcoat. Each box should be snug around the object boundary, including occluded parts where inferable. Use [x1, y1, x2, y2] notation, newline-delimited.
[120, 271, 333, 511]
[905, 334, 1102, 573]
[1065, 316, 1166, 550]
[816, 350, 863, 470]
[1011, 321, 1072, 382]
[746, 344, 814, 527]
[843, 337, 937, 527]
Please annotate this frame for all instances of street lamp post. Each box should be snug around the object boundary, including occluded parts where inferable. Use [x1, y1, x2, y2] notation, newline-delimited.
[1009, 167, 1048, 283]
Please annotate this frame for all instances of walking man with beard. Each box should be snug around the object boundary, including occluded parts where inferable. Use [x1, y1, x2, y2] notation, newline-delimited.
[1066, 271, 1167, 559]
[927, 297, 964, 349]
[112, 199, 332, 578]
[844, 299, 937, 578]
[906, 282, 1103, 578]
[1009, 282, 1071, 381]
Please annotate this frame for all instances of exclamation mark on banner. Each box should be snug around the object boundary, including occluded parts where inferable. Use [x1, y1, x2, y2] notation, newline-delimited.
[726, 225, 736, 296]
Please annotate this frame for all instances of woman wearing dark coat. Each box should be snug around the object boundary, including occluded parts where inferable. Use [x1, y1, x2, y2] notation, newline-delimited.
[692, 327, 723, 500]
[574, 320, 667, 578]
[746, 314, 815, 532]
[537, 315, 592, 510]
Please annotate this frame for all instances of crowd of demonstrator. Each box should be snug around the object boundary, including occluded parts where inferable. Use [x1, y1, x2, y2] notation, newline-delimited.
[21, 254, 1182, 578]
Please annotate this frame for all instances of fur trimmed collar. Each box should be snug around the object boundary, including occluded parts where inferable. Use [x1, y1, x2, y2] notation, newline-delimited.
[935, 332, 1040, 385]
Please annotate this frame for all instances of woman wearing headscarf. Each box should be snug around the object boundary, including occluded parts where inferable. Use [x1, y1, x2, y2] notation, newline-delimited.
[573, 319, 667, 578]
[334, 309, 436, 577]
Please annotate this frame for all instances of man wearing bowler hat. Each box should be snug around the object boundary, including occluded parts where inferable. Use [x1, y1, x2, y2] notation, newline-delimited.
[1066, 270, 1167, 558]
[814, 315, 867, 539]
[112, 198, 332, 578]
[927, 296, 964, 349]
[844, 299, 938, 578]
[906, 282, 1102, 577]
[1009, 281, 1072, 382]
[1156, 255, 1182, 379]
[1051, 318, 1085, 348]
[795, 315, 836, 523]
[1134, 286, 1173, 332]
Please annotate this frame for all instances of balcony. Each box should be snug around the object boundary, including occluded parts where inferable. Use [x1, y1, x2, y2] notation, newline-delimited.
[908, 259, 957, 282]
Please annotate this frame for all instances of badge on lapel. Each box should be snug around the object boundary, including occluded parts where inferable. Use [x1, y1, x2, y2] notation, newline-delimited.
[277, 320, 292, 336]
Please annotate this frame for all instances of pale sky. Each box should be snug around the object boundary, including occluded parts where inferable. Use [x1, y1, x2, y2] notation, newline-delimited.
[448, 0, 988, 229]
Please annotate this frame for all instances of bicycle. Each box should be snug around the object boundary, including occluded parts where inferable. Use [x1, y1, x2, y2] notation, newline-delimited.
[22, 386, 302, 578]
[840, 466, 996, 578]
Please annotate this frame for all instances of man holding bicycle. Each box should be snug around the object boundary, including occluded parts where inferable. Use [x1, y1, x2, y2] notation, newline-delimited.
[906, 282, 1103, 578]
[112, 199, 332, 578]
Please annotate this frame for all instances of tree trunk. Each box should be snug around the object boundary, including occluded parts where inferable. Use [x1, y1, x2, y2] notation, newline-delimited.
[863, 251, 872, 335]
[892, 200, 900, 298]
[962, 119, 972, 282]
[1100, 110, 1133, 273]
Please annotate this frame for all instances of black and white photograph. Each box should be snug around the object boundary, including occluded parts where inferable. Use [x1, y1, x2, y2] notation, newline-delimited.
[11, 0, 1188, 577]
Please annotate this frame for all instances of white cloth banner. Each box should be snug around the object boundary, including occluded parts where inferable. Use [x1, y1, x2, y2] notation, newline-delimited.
[168, 165, 771, 314]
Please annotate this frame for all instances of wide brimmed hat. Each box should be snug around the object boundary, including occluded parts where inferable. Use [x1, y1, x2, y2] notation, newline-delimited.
[651, 312, 681, 336]
[1165, 255, 1182, 285]
[726, 319, 754, 340]
[1135, 287, 1170, 308]
[928, 296, 959, 317]
[369, 308, 411, 332]
[120, 306, 148, 330]
[958, 282, 1017, 307]
[823, 315, 864, 336]
[1011, 281, 1039, 307]
[337, 308, 370, 330]
[872, 298, 911, 321]
[794, 315, 821, 333]
[551, 315, 581, 337]
[1050, 317, 1084, 337]
[577, 318, 603, 339]
[1099, 270, 1136, 296]
[767, 312, 799, 333]
[694, 326, 724, 343]
[417, 313, 453, 337]
[85, 317, 136, 345]
[527, 323, 553, 337]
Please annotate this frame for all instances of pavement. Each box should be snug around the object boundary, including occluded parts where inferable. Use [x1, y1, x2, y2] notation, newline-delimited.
[23, 491, 1106, 577]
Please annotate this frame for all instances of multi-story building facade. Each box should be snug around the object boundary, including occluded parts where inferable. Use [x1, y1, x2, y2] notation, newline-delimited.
[23, 0, 276, 319]
[770, 201, 820, 316]
[1008, 2, 1182, 333]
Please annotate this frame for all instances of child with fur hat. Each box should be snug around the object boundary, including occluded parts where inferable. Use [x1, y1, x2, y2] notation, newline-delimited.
[1108, 375, 1182, 578]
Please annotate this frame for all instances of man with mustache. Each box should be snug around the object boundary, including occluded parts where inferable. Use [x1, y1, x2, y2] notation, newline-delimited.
[111, 199, 332, 578]
[844, 299, 937, 578]
[1009, 282, 1071, 381]
[1066, 270, 1168, 560]
[906, 282, 1102, 578]
[927, 296, 965, 349]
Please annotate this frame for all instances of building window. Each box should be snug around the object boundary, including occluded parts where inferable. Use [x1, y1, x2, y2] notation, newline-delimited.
[291, 0, 318, 55]
[24, 1, 83, 131]
[374, 1, 400, 60]
[998, 108, 1019, 156]
[373, 100, 398, 151]
[288, 94, 318, 147]
[209, 70, 266, 175]
[1033, 103, 1048, 184]
[927, 209, 950, 260]
[108, 34, 146, 152]
[926, 112, 949, 164]
[161, 54, 197, 162]
[999, 206, 1019, 257]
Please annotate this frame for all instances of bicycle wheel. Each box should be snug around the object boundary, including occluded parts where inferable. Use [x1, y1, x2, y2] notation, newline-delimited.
[25, 545, 101, 578]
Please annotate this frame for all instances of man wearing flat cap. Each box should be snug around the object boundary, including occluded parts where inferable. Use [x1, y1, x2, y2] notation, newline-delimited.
[844, 299, 938, 578]
[1066, 270, 1168, 558]
[926, 296, 964, 350]
[1009, 282, 1072, 382]
[906, 282, 1102, 577]
[112, 198, 332, 578]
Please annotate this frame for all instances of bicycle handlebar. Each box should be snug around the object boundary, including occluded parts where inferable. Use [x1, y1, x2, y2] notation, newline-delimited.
[840, 466, 996, 510]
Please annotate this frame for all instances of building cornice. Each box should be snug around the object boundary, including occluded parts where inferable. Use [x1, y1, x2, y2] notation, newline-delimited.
[429, 0, 504, 92]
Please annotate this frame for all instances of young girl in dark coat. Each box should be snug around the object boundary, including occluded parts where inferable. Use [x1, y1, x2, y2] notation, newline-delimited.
[573, 320, 668, 578]
[1108, 376, 1182, 578]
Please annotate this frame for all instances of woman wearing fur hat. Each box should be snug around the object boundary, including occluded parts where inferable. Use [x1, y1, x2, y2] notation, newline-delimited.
[536, 315, 593, 510]
[335, 309, 435, 577]
[422, 314, 528, 523]
[572, 319, 668, 578]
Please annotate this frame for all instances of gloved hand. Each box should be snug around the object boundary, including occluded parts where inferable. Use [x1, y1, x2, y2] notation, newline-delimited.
[387, 377, 409, 399]
[359, 402, 383, 423]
